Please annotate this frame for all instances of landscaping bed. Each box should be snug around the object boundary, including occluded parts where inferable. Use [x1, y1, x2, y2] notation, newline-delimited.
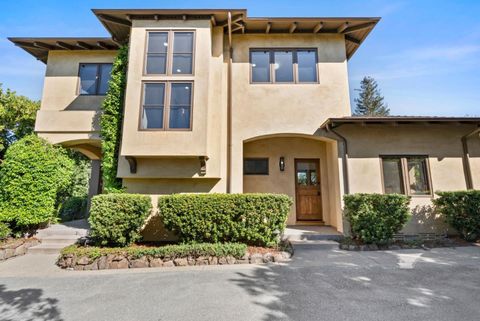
[0, 237, 40, 261]
[57, 242, 293, 270]
[339, 237, 472, 251]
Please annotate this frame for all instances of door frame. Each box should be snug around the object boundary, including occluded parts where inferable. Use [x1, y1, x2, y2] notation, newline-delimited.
[294, 158, 323, 222]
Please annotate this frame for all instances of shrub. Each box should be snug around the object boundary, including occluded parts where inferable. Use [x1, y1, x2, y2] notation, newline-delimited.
[0, 222, 11, 240]
[433, 190, 480, 241]
[344, 193, 410, 244]
[61, 242, 247, 260]
[89, 194, 152, 246]
[158, 193, 292, 247]
[59, 196, 88, 222]
[0, 135, 74, 232]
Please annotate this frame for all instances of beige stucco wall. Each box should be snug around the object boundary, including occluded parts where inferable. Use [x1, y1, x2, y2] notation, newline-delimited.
[337, 124, 480, 235]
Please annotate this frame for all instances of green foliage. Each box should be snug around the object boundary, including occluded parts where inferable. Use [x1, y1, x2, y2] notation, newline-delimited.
[89, 194, 152, 246]
[0, 135, 74, 231]
[61, 242, 248, 260]
[100, 45, 129, 192]
[354, 76, 390, 116]
[344, 193, 410, 244]
[158, 193, 292, 247]
[0, 84, 40, 158]
[0, 222, 11, 240]
[433, 190, 480, 241]
[67, 150, 91, 197]
[59, 196, 88, 222]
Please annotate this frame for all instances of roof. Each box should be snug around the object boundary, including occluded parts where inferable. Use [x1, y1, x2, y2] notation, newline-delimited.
[321, 116, 480, 128]
[8, 37, 120, 63]
[93, 9, 380, 59]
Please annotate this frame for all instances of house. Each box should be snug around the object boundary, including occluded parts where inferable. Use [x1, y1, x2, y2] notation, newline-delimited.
[9, 9, 480, 239]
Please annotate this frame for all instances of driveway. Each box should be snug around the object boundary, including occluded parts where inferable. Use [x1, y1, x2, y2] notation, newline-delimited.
[1, 242, 480, 321]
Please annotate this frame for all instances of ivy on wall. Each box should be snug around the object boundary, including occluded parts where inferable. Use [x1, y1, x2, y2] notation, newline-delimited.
[100, 45, 129, 193]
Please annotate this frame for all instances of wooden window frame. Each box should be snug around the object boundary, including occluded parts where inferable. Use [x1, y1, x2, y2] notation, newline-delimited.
[139, 81, 194, 131]
[144, 30, 196, 76]
[77, 63, 113, 96]
[380, 155, 433, 197]
[243, 158, 269, 175]
[249, 48, 319, 84]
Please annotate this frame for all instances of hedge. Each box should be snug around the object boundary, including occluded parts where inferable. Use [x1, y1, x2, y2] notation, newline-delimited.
[89, 194, 152, 246]
[433, 190, 480, 241]
[158, 193, 292, 247]
[0, 222, 11, 240]
[0, 135, 74, 231]
[344, 193, 410, 244]
[61, 242, 248, 260]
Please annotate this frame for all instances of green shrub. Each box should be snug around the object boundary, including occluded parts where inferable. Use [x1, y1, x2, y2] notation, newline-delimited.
[433, 190, 480, 241]
[59, 196, 88, 222]
[0, 222, 11, 240]
[61, 242, 247, 260]
[89, 194, 152, 246]
[158, 193, 292, 247]
[344, 193, 410, 244]
[0, 135, 74, 231]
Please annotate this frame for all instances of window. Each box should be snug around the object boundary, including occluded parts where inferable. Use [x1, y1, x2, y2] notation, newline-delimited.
[146, 31, 194, 75]
[244, 158, 269, 175]
[79, 63, 112, 95]
[250, 49, 318, 83]
[381, 156, 431, 196]
[141, 82, 193, 130]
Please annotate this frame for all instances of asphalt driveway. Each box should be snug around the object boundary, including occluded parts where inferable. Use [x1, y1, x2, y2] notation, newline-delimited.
[1, 242, 480, 321]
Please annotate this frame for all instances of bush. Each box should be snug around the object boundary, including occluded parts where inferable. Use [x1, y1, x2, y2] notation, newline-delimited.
[59, 196, 88, 222]
[0, 222, 11, 240]
[0, 135, 74, 232]
[158, 193, 292, 247]
[89, 194, 152, 246]
[61, 242, 247, 260]
[344, 193, 410, 244]
[433, 191, 480, 241]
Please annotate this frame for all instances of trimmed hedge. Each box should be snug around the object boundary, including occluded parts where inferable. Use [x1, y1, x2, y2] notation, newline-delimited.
[89, 194, 152, 246]
[433, 190, 480, 241]
[61, 242, 247, 260]
[344, 193, 410, 244]
[158, 193, 292, 247]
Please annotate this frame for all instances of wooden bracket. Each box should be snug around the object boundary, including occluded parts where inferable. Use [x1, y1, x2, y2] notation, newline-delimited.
[125, 156, 137, 174]
[199, 156, 209, 176]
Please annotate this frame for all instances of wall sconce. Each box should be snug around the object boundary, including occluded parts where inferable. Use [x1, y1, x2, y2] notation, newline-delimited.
[279, 157, 285, 172]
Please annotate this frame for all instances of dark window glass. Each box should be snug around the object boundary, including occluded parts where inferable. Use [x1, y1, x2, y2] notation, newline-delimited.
[146, 32, 168, 74]
[382, 158, 404, 194]
[297, 50, 317, 82]
[79, 63, 112, 95]
[141, 83, 165, 129]
[169, 83, 192, 128]
[251, 51, 270, 82]
[407, 157, 431, 195]
[98, 64, 113, 95]
[274, 51, 294, 82]
[172, 32, 193, 74]
[244, 158, 269, 175]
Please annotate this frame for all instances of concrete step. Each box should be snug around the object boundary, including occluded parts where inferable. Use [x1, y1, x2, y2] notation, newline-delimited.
[36, 229, 88, 237]
[38, 237, 80, 245]
[284, 234, 343, 241]
[28, 243, 68, 254]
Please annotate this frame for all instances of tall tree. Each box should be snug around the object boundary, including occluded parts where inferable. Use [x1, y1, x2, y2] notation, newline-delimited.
[354, 76, 390, 116]
[0, 84, 40, 158]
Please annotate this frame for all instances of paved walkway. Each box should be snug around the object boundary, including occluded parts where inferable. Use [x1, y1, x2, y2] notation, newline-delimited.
[1, 243, 480, 321]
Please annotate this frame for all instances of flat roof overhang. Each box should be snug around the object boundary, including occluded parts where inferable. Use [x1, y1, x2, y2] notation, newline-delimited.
[8, 37, 120, 63]
[92, 8, 380, 59]
[321, 116, 480, 129]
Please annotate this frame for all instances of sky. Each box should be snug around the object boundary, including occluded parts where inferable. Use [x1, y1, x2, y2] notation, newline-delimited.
[1, 0, 479, 116]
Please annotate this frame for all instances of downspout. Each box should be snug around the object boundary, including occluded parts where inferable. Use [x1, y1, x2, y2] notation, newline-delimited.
[226, 12, 233, 193]
[326, 123, 350, 195]
[461, 126, 480, 190]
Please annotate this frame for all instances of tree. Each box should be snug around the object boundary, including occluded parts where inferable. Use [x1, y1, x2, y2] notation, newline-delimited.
[0, 84, 40, 158]
[353, 76, 390, 116]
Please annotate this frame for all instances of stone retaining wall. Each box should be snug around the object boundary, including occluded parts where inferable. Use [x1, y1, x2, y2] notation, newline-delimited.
[0, 238, 40, 261]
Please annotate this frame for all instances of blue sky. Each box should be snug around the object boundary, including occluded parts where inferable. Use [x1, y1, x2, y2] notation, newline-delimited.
[1, 0, 479, 116]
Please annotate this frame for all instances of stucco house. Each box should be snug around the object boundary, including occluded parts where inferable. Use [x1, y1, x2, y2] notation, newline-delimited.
[9, 9, 480, 239]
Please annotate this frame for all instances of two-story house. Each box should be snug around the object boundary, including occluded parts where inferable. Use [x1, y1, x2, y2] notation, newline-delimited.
[10, 9, 480, 239]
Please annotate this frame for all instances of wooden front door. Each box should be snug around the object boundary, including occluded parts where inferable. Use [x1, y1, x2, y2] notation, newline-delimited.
[295, 159, 323, 221]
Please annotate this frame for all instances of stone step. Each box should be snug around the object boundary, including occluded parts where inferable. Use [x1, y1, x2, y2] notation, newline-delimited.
[28, 243, 68, 254]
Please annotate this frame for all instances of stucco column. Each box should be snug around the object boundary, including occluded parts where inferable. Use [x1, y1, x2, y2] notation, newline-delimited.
[86, 160, 101, 214]
[230, 139, 243, 193]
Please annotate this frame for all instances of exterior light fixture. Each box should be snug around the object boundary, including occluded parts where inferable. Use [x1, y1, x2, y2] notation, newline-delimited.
[279, 157, 285, 171]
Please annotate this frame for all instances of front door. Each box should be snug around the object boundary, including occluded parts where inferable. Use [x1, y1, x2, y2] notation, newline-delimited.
[295, 159, 323, 221]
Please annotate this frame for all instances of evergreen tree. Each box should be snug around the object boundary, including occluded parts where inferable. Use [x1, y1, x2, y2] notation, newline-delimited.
[354, 76, 390, 116]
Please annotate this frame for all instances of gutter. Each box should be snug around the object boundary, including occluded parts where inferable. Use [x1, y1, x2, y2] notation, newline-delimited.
[461, 126, 480, 190]
[226, 12, 233, 193]
[325, 123, 350, 195]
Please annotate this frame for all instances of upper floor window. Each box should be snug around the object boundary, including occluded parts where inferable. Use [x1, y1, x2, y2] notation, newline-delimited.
[146, 31, 194, 75]
[381, 156, 432, 196]
[79, 63, 112, 95]
[140, 82, 193, 130]
[250, 49, 318, 84]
